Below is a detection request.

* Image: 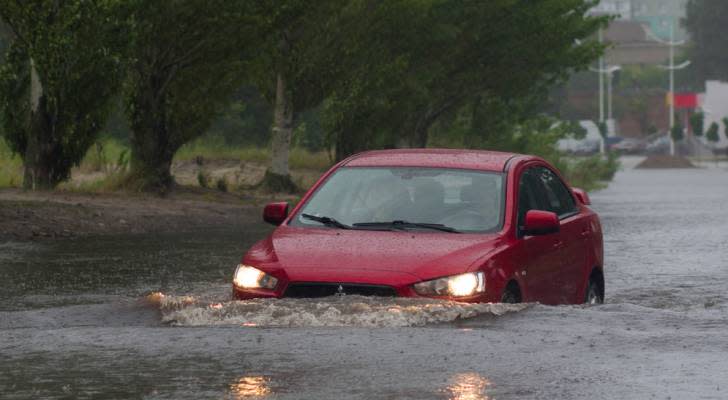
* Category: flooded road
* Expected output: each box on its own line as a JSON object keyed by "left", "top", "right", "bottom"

{"left": 2, "top": 165, "right": 728, "bottom": 399}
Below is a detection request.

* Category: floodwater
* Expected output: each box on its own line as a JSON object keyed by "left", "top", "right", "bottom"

{"left": 2, "top": 162, "right": 728, "bottom": 399}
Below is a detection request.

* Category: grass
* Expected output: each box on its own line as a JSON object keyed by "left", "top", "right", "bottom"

{"left": 0, "top": 138, "right": 23, "bottom": 188}
{"left": 175, "top": 138, "right": 333, "bottom": 170}
{"left": 79, "top": 138, "right": 129, "bottom": 173}
{"left": 1, "top": 134, "right": 331, "bottom": 192}
{"left": 2, "top": 134, "right": 618, "bottom": 194}
{"left": 560, "top": 153, "right": 621, "bottom": 192}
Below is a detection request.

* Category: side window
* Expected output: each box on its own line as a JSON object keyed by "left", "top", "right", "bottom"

{"left": 533, "top": 167, "right": 577, "bottom": 217}
{"left": 517, "top": 169, "right": 542, "bottom": 227}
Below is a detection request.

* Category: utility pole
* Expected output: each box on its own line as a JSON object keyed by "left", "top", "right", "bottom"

{"left": 598, "top": 28, "right": 605, "bottom": 124}
{"left": 590, "top": 63, "right": 621, "bottom": 154}
{"left": 646, "top": 22, "right": 690, "bottom": 156}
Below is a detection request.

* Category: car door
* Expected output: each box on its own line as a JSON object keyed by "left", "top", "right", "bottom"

{"left": 532, "top": 166, "right": 587, "bottom": 304}
{"left": 516, "top": 167, "right": 564, "bottom": 305}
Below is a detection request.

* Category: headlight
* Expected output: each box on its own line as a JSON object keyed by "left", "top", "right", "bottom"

{"left": 233, "top": 264, "right": 278, "bottom": 290}
{"left": 413, "top": 271, "right": 485, "bottom": 297}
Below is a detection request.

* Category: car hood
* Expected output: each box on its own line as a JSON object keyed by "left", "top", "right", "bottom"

{"left": 244, "top": 226, "right": 504, "bottom": 281}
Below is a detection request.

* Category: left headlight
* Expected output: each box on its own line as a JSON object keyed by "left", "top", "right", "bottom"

{"left": 233, "top": 264, "right": 278, "bottom": 290}
{"left": 413, "top": 271, "right": 485, "bottom": 297}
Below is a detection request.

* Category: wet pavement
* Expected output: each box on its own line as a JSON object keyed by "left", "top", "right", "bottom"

{"left": 2, "top": 164, "right": 728, "bottom": 399}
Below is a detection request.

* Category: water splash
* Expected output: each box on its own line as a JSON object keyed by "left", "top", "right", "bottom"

{"left": 147, "top": 293, "right": 528, "bottom": 328}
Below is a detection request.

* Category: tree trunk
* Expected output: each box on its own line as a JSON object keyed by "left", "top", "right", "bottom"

{"left": 262, "top": 72, "right": 297, "bottom": 193}
{"left": 128, "top": 84, "right": 176, "bottom": 191}
{"left": 22, "top": 58, "right": 64, "bottom": 190}
{"left": 22, "top": 117, "right": 57, "bottom": 190}
{"left": 412, "top": 114, "right": 435, "bottom": 148}
{"left": 270, "top": 73, "right": 293, "bottom": 176}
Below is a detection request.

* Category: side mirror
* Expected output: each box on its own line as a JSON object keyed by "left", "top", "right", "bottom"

{"left": 522, "top": 210, "right": 559, "bottom": 236}
{"left": 263, "top": 202, "right": 289, "bottom": 226}
{"left": 572, "top": 188, "right": 591, "bottom": 205}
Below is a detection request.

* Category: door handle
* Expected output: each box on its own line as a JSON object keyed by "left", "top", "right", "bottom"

{"left": 553, "top": 241, "right": 564, "bottom": 249}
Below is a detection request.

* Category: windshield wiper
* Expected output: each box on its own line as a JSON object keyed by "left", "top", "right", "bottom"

{"left": 352, "top": 220, "right": 461, "bottom": 233}
{"left": 301, "top": 213, "right": 352, "bottom": 229}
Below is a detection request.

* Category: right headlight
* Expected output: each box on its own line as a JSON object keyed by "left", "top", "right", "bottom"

{"left": 233, "top": 264, "right": 278, "bottom": 290}
{"left": 413, "top": 271, "right": 485, "bottom": 297}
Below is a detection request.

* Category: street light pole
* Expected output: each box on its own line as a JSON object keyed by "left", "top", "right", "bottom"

{"left": 669, "top": 24, "right": 676, "bottom": 156}
{"left": 608, "top": 69, "right": 614, "bottom": 121}
{"left": 645, "top": 22, "right": 690, "bottom": 156}
{"left": 590, "top": 64, "right": 621, "bottom": 153}
{"left": 598, "top": 28, "right": 605, "bottom": 124}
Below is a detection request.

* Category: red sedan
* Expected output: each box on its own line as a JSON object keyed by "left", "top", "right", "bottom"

{"left": 233, "top": 149, "right": 604, "bottom": 305}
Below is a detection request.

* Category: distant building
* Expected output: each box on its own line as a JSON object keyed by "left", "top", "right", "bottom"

{"left": 632, "top": 0, "right": 688, "bottom": 41}
{"left": 700, "top": 81, "right": 728, "bottom": 149}
{"left": 590, "top": 0, "right": 632, "bottom": 20}
{"left": 586, "top": 0, "right": 689, "bottom": 65}
{"left": 603, "top": 20, "right": 675, "bottom": 66}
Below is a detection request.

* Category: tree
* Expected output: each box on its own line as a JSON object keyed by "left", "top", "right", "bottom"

{"left": 706, "top": 121, "right": 720, "bottom": 144}
{"left": 690, "top": 111, "right": 704, "bottom": 136}
{"left": 684, "top": 0, "right": 728, "bottom": 84}
{"left": 123, "top": 0, "right": 264, "bottom": 190}
{"left": 670, "top": 122, "right": 684, "bottom": 142}
{"left": 324, "top": 0, "right": 608, "bottom": 160}
{"left": 0, "top": 0, "right": 126, "bottom": 189}
{"left": 252, "top": 0, "right": 348, "bottom": 192}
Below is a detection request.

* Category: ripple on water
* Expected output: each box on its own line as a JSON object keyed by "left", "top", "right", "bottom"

{"left": 146, "top": 292, "right": 529, "bottom": 328}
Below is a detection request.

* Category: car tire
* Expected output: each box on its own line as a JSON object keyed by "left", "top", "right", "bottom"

{"left": 584, "top": 278, "right": 604, "bottom": 305}
{"left": 501, "top": 283, "right": 521, "bottom": 304}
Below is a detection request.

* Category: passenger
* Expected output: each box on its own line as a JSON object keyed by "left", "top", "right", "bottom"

{"left": 411, "top": 179, "right": 446, "bottom": 223}
{"left": 363, "top": 177, "right": 412, "bottom": 221}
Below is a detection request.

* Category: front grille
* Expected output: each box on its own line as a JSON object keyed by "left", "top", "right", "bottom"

{"left": 283, "top": 283, "right": 397, "bottom": 298}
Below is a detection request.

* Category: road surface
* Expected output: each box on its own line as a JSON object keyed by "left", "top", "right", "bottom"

{"left": 1, "top": 163, "right": 727, "bottom": 399}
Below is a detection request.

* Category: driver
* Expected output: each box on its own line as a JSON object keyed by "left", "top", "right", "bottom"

{"left": 363, "top": 176, "right": 412, "bottom": 221}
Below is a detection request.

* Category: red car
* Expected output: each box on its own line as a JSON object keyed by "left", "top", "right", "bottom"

{"left": 233, "top": 149, "right": 604, "bottom": 305}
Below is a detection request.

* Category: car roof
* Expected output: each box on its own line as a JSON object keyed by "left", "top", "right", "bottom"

{"left": 342, "top": 148, "right": 526, "bottom": 172}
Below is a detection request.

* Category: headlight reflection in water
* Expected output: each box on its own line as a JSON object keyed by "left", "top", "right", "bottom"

{"left": 445, "top": 372, "right": 492, "bottom": 400}
{"left": 229, "top": 375, "right": 271, "bottom": 399}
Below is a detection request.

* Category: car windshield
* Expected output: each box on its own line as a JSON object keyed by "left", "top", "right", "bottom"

{"left": 292, "top": 167, "right": 504, "bottom": 233}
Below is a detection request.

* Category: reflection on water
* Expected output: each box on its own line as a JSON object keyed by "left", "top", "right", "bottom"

{"left": 229, "top": 376, "right": 271, "bottom": 398}
{"left": 445, "top": 373, "right": 491, "bottom": 400}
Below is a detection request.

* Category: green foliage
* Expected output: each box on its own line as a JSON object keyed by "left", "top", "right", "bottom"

{"left": 0, "top": 0, "right": 127, "bottom": 188}
{"left": 175, "top": 138, "right": 331, "bottom": 170}
{"left": 82, "top": 138, "right": 128, "bottom": 173}
{"left": 706, "top": 122, "right": 720, "bottom": 143}
{"left": 564, "top": 153, "right": 620, "bottom": 191}
{"left": 690, "top": 112, "right": 704, "bottom": 136}
{"left": 0, "top": 137, "right": 22, "bottom": 187}
{"left": 671, "top": 123, "right": 684, "bottom": 142}
{"left": 723, "top": 117, "right": 728, "bottom": 138}
{"left": 616, "top": 65, "right": 666, "bottom": 90}
{"left": 597, "top": 121, "right": 608, "bottom": 139}
{"left": 684, "top": 0, "right": 728, "bottom": 85}
{"left": 323, "top": 0, "right": 608, "bottom": 160}
{"left": 493, "top": 117, "right": 618, "bottom": 191}
{"left": 123, "top": 0, "right": 266, "bottom": 190}
{"left": 197, "top": 171, "right": 209, "bottom": 188}
{"left": 205, "top": 87, "right": 273, "bottom": 148}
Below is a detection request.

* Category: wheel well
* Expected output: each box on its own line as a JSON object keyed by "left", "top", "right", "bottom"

{"left": 503, "top": 280, "right": 522, "bottom": 303}
{"left": 589, "top": 268, "right": 605, "bottom": 300}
